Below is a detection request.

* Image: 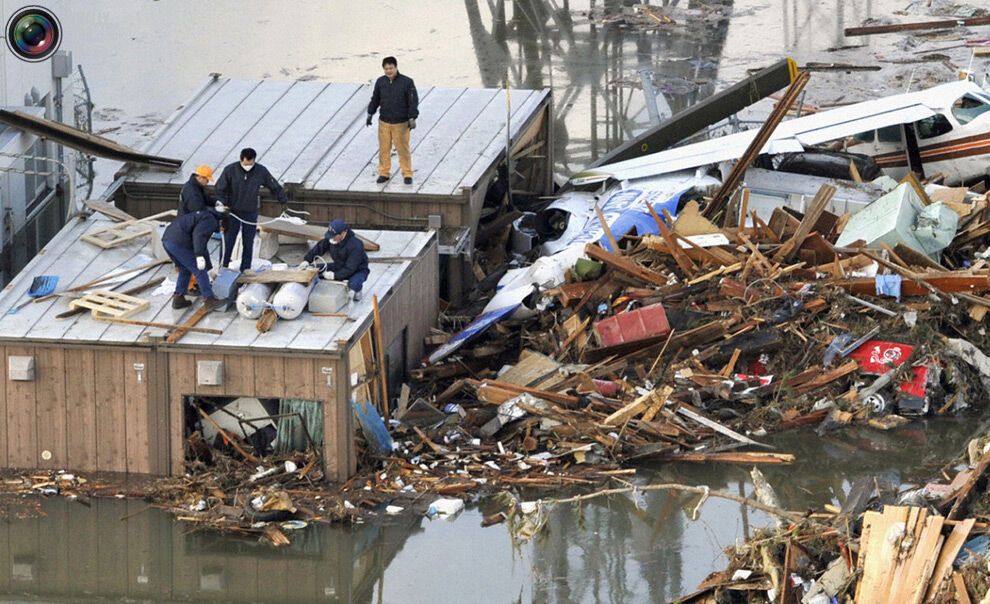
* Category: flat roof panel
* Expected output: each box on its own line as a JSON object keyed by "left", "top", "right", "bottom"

{"left": 166, "top": 79, "right": 295, "bottom": 185}
{"left": 264, "top": 83, "right": 362, "bottom": 182}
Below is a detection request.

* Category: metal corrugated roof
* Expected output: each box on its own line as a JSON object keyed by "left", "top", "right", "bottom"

{"left": 124, "top": 77, "right": 550, "bottom": 197}
{"left": 0, "top": 214, "right": 434, "bottom": 353}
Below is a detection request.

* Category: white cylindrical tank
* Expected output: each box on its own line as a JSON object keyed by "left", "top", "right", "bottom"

{"left": 272, "top": 281, "right": 310, "bottom": 320}
{"left": 236, "top": 283, "right": 273, "bottom": 319}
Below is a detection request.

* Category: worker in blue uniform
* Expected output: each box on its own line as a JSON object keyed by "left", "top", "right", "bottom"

{"left": 299, "top": 219, "right": 370, "bottom": 301}
{"left": 162, "top": 208, "right": 226, "bottom": 310}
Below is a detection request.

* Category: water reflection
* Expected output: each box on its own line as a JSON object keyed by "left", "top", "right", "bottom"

{"left": 1, "top": 421, "right": 983, "bottom": 603}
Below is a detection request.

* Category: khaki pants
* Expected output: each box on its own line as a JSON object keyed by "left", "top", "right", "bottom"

{"left": 378, "top": 121, "right": 413, "bottom": 178}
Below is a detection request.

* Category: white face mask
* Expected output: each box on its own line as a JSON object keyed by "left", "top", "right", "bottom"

{"left": 329, "top": 238, "right": 340, "bottom": 245}
{"left": 241, "top": 162, "right": 254, "bottom": 171}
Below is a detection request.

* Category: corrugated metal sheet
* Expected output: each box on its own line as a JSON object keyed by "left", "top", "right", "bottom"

{"left": 125, "top": 77, "right": 550, "bottom": 197}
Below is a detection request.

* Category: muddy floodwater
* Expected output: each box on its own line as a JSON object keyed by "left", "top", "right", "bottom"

{"left": 4, "top": 0, "right": 981, "bottom": 602}
{"left": 1, "top": 422, "right": 984, "bottom": 603}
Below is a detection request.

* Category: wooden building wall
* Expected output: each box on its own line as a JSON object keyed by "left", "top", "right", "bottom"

{"left": 378, "top": 236, "right": 440, "bottom": 370}
{"left": 0, "top": 344, "right": 155, "bottom": 475}
{"left": 165, "top": 350, "right": 351, "bottom": 481}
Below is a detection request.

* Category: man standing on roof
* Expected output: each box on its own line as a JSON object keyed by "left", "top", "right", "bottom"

{"left": 298, "top": 219, "right": 370, "bottom": 301}
{"left": 366, "top": 56, "right": 419, "bottom": 185}
{"left": 162, "top": 207, "right": 226, "bottom": 311}
{"left": 214, "top": 148, "right": 288, "bottom": 272}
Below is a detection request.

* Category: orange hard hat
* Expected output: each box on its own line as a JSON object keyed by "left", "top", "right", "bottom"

{"left": 194, "top": 165, "right": 214, "bottom": 180}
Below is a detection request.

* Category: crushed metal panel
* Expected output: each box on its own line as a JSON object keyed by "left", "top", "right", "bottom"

{"left": 0, "top": 109, "right": 182, "bottom": 169}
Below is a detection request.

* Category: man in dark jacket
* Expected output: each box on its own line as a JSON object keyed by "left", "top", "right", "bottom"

{"left": 162, "top": 209, "right": 224, "bottom": 310}
{"left": 300, "top": 219, "right": 370, "bottom": 300}
{"left": 214, "top": 147, "right": 288, "bottom": 272}
{"left": 366, "top": 56, "right": 419, "bottom": 185}
{"left": 178, "top": 165, "right": 216, "bottom": 216}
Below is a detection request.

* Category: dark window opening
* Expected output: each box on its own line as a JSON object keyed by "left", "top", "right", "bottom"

{"left": 914, "top": 114, "right": 953, "bottom": 139}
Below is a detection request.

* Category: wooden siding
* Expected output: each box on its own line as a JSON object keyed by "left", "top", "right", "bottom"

{"left": 165, "top": 351, "right": 348, "bottom": 481}
{"left": 379, "top": 236, "right": 440, "bottom": 369}
{"left": 1, "top": 345, "right": 152, "bottom": 474}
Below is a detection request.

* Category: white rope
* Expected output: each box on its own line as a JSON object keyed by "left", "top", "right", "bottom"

{"left": 227, "top": 211, "right": 307, "bottom": 227}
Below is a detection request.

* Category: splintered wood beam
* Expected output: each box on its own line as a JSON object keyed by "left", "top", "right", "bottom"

{"left": 705, "top": 70, "right": 811, "bottom": 221}
{"left": 595, "top": 204, "right": 622, "bottom": 255}
{"left": 583, "top": 243, "right": 667, "bottom": 286}
{"left": 771, "top": 184, "right": 836, "bottom": 263}
{"left": 372, "top": 294, "right": 390, "bottom": 423}
{"left": 166, "top": 305, "right": 211, "bottom": 343}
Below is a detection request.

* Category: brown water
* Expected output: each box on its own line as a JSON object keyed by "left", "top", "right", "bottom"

{"left": 3, "top": 0, "right": 976, "bottom": 602}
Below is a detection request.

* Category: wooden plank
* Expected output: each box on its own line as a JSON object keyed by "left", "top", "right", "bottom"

{"left": 69, "top": 290, "right": 151, "bottom": 319}
{"left": 0, "top": 345, "right": 5, "bottom": 467}
{"left": 84, "top": 199, "right": 137, "bottom": 222}
{"left": 372, "top": 294, "right": 390, "bottom": 421}
{"left": 834, "top": 274, "right": 990, "bottom": 297}
{"left": 222, "top": 353, "right": 254, "bottom": 397}
{"left": 95, "top": 350, "right": 127, "bottom": 473}
{"left": 583, "top": 243, "right": 666, "bottom": 286}
{"left": 953, "top": 572, "right": 973, "bottom": 604}
{"left": 34, "top": 347, "right": 67, "bottom": 469}
{"left": 65, "top": 349, "right": 96, "bottom": 473}
{"left": 925, "top": 518, "right": 975, "bottom": 602}
{"left": 772, "top": 184, "right": 836, "bottom": 263}
{"left": 93, "top": 316, "right": 222, "bottom": 334}
{"left": 165, "top": 305, "right": 210, "bottom": 344}
{"left": 284, "top": 357, "right": 316, "bottom": 400}
{"left": 857, "top": 506, "right": 911, "bottom": 603}
{"left": 5, "top": 345, "right": 36, "bottom": 468}
{"left": 169, "top": 353, "right": 195, "bottom": 475}
{"left": 124, "top": 350, "right": 150, "bottom": 474}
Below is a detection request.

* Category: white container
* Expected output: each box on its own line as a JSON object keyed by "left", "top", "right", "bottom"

{"left": 308, "top": 279, "right": 350, "bottom": 313}
{"left": 272, "top": 281, "right": 310, "bottom": 320}
{"left": 236, "top": 283, "right": 273, "bottom": 319}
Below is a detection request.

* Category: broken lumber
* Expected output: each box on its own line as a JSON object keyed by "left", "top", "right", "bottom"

{"left": 583, "top": 243, "right": 666, "bottom": 286}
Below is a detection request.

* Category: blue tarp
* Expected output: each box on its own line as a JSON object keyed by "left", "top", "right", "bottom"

{"left": 427, "top": 304, "right": 519, "bottom": 364}
{"left": 596, "top": 188, "right": 684, "bottom": 253}
{"left": 352, "top": 399, "right": 394, "bottom": 457}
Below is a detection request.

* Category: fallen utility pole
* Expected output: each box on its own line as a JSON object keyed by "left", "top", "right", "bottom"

{"left": 585, "top": 58, "right": 798, "bottom": 169}
{"left": 845, "top": 16, "right": 990, "bottom": 37}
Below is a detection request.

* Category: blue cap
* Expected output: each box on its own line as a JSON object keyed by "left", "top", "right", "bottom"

{"left": 326, "top": 219, "right": 348, "bottom": 237}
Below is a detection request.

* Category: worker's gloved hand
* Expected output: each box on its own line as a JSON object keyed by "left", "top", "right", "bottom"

{"left": 296, "top": 260, "right": 309, "bottom": 270}
{"left": 366, "top": 114, "right": 373, "bottom": 127}
{"left": 196, "top": 257, "right": 207, "bottom": 271}
{"left": 408, "top": 118, "right": 417, "bottom": 130}
{"left": 214, "top": 201, "right": 228, "bottom": 214}
{"left": 321, "top": 271, "right": 335, "bottom": 281}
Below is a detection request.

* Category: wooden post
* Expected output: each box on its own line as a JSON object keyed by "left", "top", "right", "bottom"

{"left": 595, "top": 204, "right": 621, "bottom": 255}
{"left": 372, "top": 295, "right": 390, "bottom": 422}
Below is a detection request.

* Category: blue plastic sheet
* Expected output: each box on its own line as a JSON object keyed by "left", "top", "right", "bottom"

{"left": 352, "top": 399, "right": 394, "bottom": 458}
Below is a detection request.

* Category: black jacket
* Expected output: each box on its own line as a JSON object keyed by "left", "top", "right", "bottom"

{"left": 303, "top": 230, "right": 369, "bottom": 280}
{"left": 368, "top": 73, "right": 419, "bottom": 124}
{"left": 178, "top": 174, "right": 215, "bottom": 216}
{"left": 162, "top": 210, "right": 219, "bottom": 258}
{"left": 214, "top": 162, "right": 287, "bottom": 214}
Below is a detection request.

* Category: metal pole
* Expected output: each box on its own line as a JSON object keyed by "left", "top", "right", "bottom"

{"left": 639, "top": 69, "right": 662, "bottom": 126}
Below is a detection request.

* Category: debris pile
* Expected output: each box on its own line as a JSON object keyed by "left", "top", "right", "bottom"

{"left": 680, "top": 433, "right": 990, "bottom": 602}
{"left": 404, "top": 176, "right": 990, "bottom": 491}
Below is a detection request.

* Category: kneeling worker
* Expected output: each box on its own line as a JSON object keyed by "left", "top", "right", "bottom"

{"left": 300, "top": 219, "right": 370, "bottom": 301}
{"left": 163, "top": 206, "right": 226, "bottom": 311}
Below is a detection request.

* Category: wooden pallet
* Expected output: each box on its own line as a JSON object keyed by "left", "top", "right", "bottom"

{"left": 80, "top": 209, "right": 177, "bottom": 249}
{"left": 68, "top": 290, "right": 150, "bottom": 319}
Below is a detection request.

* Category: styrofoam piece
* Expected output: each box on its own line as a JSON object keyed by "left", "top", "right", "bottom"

{"left": 308, "top": 279, "right": 349, "bottom": 313}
